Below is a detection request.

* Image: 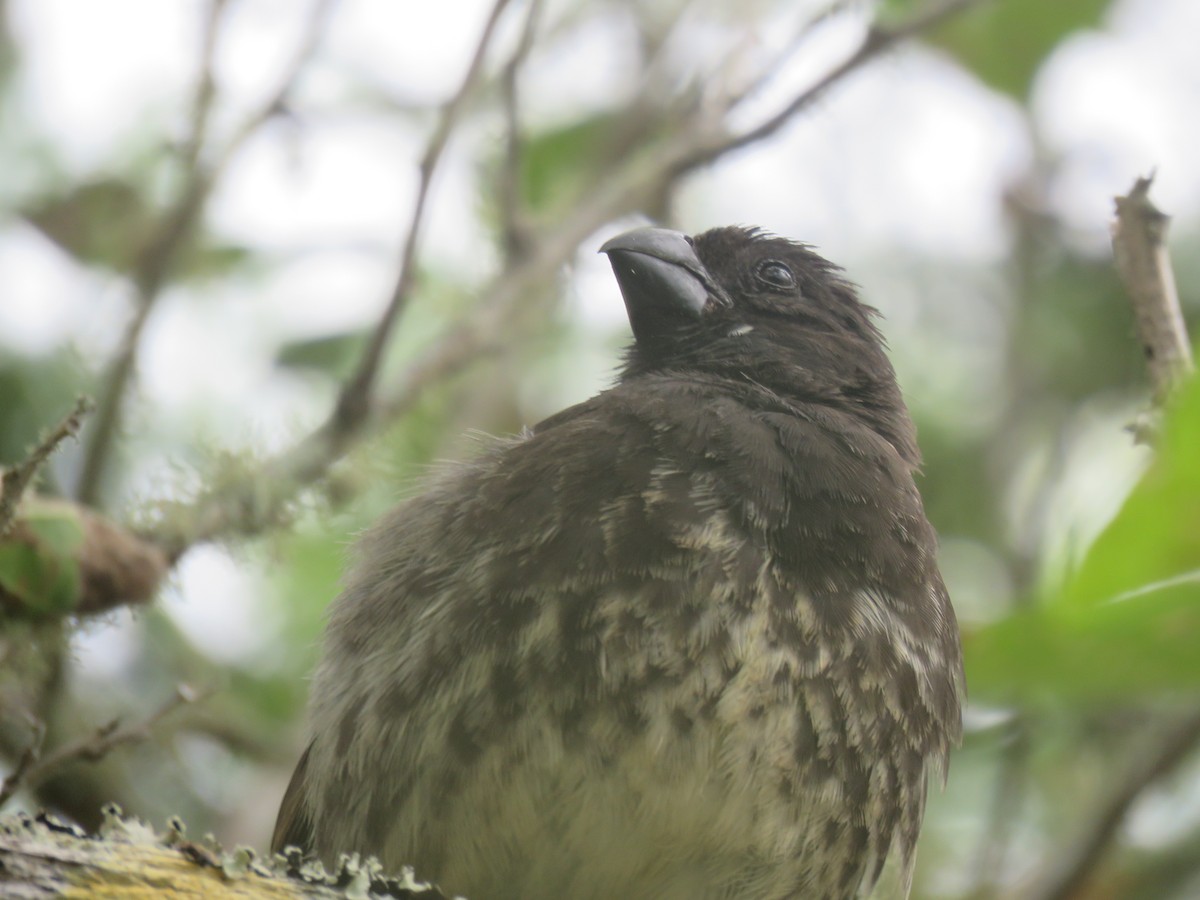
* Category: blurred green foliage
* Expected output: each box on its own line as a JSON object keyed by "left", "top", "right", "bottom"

{"left": 519, "top": 112, "right": 624, "bottom": 216}
{"left": 928, "top": 0, "right": 1114, "bottom": 98}
{"left": 24, "top": 174, "right": 251, "bottom": 283}
{"left": 1068, "top": 373, "right": 1200, "bottom": 608}
{"left": 968, "top": 367, "right": 1200, "bottom": 704}
{"left": 0, "top": 1, "right": 1198, "bottom": 897}
{"left": 0, "top": 503, "right": 83, "bottom": 618}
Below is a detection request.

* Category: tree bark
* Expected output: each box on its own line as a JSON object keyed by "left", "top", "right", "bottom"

{"left": 0, "top": 811, "right": 445, "bottom": 899}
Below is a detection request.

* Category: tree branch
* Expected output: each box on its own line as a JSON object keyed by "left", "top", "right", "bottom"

{"left": 332, "top": 0, "right": 517, "bottom": 434}
{"left": 0, "top": 722, "right": 44, "bottom": 811}
{"left": 0, "top": 685, "right": 200, "bottom": 810}
{"left": 1111, "top": 174, "right": 1194, "bottom": 403}
{"left": 676, "top": 0, "right": 988, "bottom": 171}
{"left": 0, "top": 398, "right": 93, "bottom": 537}
{"left": 1028, "top": 710, "right": 1200, "bottom": 900}
{"left": 0, "top": 808, "right": 447, "bottom": 898}
{"left": 179, "top": 0, "right": 232, "bottom": 173}
{"left": 75, "top": 0, "right": 334, "bottom": 506}
{"left": 966, "top": 718, "right": 1031, "bottom": 899}
{"left": 496, "top": 0, "right": 542, "bottom": 260}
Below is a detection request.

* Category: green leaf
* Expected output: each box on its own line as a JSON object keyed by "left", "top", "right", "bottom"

{"left": 0, "top": 349, "right": 85, "bottom": 466}
{"left": 925, "top": 0, "right": 1113, "bottom": 99}
{"left": 24, "top": 177, "right": 154, "bottom": 272}
{"left": 519, "top": 113, "right": 622, "bottom": 216}
{"left": 966, "top": 577, "right": 1200, "bottom": 703}
{"left": 275, "top": 330, "right": 367, "bottom": 378}
{"left": 0, "top": 506, "right": 85, "bottom": 617}
{"left": 966, "top": 371, "right": 1200, "bottom": 704}
{"left": 1065, "top": 371, "right": 1200, "bottom": 608}
{"left": 23, "top": 175, "right": 251, "bottom": 283}
{"left": 181, "top": 241, "right": 253, "bottom": 283}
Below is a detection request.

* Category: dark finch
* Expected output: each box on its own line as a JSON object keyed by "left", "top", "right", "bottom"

{"left": 274, "top": 225, "right": 964, "bottom": 900}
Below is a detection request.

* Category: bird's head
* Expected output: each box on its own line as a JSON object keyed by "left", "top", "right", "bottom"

{"left": 602, "top": 224, "right": 918, "bottom": 465}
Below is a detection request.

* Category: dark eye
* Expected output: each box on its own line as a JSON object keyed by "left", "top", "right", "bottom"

{"left": 757, "top": 260, "right": 795, "bottom": 291}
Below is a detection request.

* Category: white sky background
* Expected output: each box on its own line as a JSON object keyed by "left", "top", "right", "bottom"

{"left": 0, "top": 0, "right": 1197, "bottom": 691}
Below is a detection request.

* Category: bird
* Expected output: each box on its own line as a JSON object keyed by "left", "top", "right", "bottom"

{"left": 272, "top": 224, "right": 964, "bottom": 900}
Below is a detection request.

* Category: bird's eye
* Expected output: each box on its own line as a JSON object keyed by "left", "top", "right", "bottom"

{"left": 757, "top": 260, "right": 795, "bottom": 291}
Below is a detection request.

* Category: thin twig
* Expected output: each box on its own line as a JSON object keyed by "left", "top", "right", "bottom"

{"left": 966, "top": 719, "right": 1031, "bottom": 899}
{"left": 497, "top": 0, "right": 542, "bottom": 260}
{"left": 373, "top": 153, "right": 676, "bottom": 423}
{"left": 1111, "top": 174, "right": 1194, "bottom": 403}
{"left": 161, "top": 187, "right": 591, "bottom": 556}
{"left": 0, "top": 685, "right": 201, "bottom": 809}
{"left": 1028, "top": 710, "right": 1200, "bottom": 900}
{"left": 965, "top": 185, "right": 1080, "bottom": 894}
{"left": 0, "top": 397, "right": 93, "bottom": 537}
{"left": 179, "top": 0, "right": 232, "bottom": 173}
{"left": 676, "top": 0, "right": 988, "bottom": 171}
{"left": 0, "top": 721, "right": 46, "bottom": 809}
{"left": 712, "top": 0, "right": 858, "bottom": 115}
{"left": 74, "top": 1, "right": 231, "bottom": 507}
{"left": 214, "top": 0, "right": 337, "bottom": 169}
{"left": 332, "top": 0, "right": 517, "bottom": 434}
{"left": 154, "top": 0, "right": 519, "bottom": 559}
{"left": 75, "top": 0, "right": 335, "bottom": 506}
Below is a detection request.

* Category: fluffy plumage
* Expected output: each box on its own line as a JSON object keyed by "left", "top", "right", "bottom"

{"left": 273, "top": 225, "right": 964, "bottom": 900}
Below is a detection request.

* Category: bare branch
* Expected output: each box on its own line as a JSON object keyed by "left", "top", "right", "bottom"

{"left": 158, "top": 190, "right": 596, "bottom": 556}
{"left": 0, "top": 721, "right": 45, "bottom": 809}
{"left": 1028, "top": 710, "right": 1200, "bottom": 900}
{"left": 332, "top": 0, "right": 518, "bottom": 434}
{"left": 676, "top": 0, "right": 989, "bottom": 172}
{"left": 75, "top": 0, "right": 334, "bottom": 506}
{"left": 1116, "top": 822, "right": 1200, "bottom": 899}
{"left": 0, "top": 398, "right": 93, "bottom": 537}
{"left": 0, "top": 686, "right": 201, "bottom": 810}
{"left": 497, "top": 0, "right": 543, "bottom": 260}
{"left": 706, "top": 1, "right": 857, "bottom": 115}
{"left": 214, "top": 0, "right": 337, "bottom": 169}
{"left": 179, "top": 0, "right": 232, "bottom": 173}
{"left": 1112, "top": 174, "right": 1194, "bottom": 403}
{"left": 965, "top": 719, "right": 1031, "bottom": 899}
{"left": 153, "top": 0, "right": 521, "bottom": 557}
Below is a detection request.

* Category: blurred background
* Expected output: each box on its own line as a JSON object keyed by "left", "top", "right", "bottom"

{"left": 1, "top": 0, "right": 1199, "bottom": 896}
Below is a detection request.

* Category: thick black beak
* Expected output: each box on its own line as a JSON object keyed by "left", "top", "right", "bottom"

{"left": 600, "top": 227, "right": 719, "bottom": 346}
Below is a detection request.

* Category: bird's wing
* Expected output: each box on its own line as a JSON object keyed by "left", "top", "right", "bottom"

{"left": 271, "top": 741, "right": 314, "bottom": 853}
